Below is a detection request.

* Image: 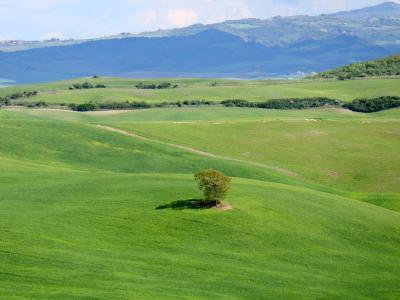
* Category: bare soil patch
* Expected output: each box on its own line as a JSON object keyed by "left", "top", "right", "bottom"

{"left": 212, "top": 202, "right": 233, "bottom": 211}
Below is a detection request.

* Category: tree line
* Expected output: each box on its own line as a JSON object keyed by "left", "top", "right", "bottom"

{"left": 62, "top": 96, "right": 400, "bottom": 113}
{"left": 67, "top": 97, "right": 340, "bottom": 111}
{"left": 221, "top": 97, "right": 340, "bottom": 109}
{"left": 0, "top": 91, "right": 38, "bottom": 106}
{"left": 308, "top": 55, "right": 400, "bottom": 80}
{"left": 2, "top": 94, "right": 399, "bottom": 113}
{"left": 136, "top": 82, "right": 178, "bottom": 89}
{"left": 69, "top": 82, "right": 106, "bottom": 90}
{"left": 344, "top": 96, "right": 400, "bottom": 113}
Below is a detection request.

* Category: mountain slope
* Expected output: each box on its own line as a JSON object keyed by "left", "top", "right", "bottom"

{"left": 310, "top": 54, "right": 400, "bottom": 79}
{"left": 0, "top": 30, "right": 275, "bottom": 82}
{"left": 2, "top": 2, "right": 400, "bottom": 52}
{"left": 0, "top": 30, "right": 394, "bottom": 83}
{"left": 133, "top": 2, "right": 400, "bottom": 50}
{"left": 0, "top": 2, "right": 399, "bottom": 83}
{"left": 333, "top": 1, "right": 400, "bottom": 19}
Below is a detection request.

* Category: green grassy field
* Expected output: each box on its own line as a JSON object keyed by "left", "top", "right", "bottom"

{"left": 100, "top": 107, "right": 400, "bottom": 207}
{"left": 1, "top": 76, "right": 400, "bottom": 104}
{"left": 1, "top": 105, "right": 399, "bottom": 299}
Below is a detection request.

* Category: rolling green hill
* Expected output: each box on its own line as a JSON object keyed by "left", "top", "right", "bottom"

{"left": 1, "top": 77, "right": 400, "bottom": 106}
{"left": 310, "top": 55, "right": 400, "bottom": 80}
{"left": 1, "top": 104, "right": 399, "bottom": 299}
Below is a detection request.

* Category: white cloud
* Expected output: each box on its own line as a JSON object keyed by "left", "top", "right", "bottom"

{"left": 138, "top": 10, "right": 158, "bottom": 24}
{"left": 167, "top": 9, "right": 198, "bottom": 27}
{"left": 127, "top": 0, "right": 253, "bottom": 24}
{"left": 0, "top": 0, "right": 393, "bottom": 40}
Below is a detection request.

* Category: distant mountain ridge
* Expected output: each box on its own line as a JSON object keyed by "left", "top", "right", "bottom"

{"left": 333, "top": 1, "right": 400, "bottom": 19}
{"left": 137, "top": 2, "right": 400, "bottom": 48}
{"left": 1, "top": 1, "right": 399, "bottom": 52}
{"left": 0, "top": 2, "right": 399, "bottom": 83}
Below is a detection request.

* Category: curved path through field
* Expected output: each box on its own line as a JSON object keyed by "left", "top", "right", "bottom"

{"left": 95, "top": 124, "right": 299, "bottom": 177}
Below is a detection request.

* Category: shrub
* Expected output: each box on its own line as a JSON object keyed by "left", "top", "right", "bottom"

{"left": 136, "top": 82, "right": 177, "bottom": 89}
{"left": 72, "top": 102, "right": 98, "bottom": 112}
{"left": 69, "top": 82, "right": 105, "bottom": 90}
{"left": 98, "top": 101, "right": 151, "bottom": 110}
{"left": 344, "top": 96, "right": 400, "bottom": 113}
{"left": 157, "top": 82, "right": 172, "bottom": 89}
{"left": 136, "top": 82, "right": 156, "bottom": 89}
{"left": 0, "top": 91, "right": 38, "bottom": 106}
{"left": 221, "top": 99, "right": 253, "bottom": 107}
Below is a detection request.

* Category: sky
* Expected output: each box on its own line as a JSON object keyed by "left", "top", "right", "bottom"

{"left": 0, "top": 0, "right": 398, "bottom": 40}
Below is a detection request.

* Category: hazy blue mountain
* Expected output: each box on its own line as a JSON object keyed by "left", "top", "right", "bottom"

{"left": 333, "top": 1, "right": 400, "bottom": 19}
{"left": 130, "top": 2, "right": 400, "bottom": 48}
{"left": 1, "top": 1, "right": 399, "bottom": 52}
{"left": 0, "top": 2, "right": 399, "bottom": 83}
{"left": 0, "top": 30, "right": 394, "bottom": 83}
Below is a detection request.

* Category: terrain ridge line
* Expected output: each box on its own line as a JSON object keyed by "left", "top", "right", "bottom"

{"left": 94, "top": 124, "right": 299, "bottom": 177}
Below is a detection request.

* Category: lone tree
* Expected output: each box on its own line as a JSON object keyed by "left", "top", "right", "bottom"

{"left": 194, "top": 169, "right": 231, "bottom": 206}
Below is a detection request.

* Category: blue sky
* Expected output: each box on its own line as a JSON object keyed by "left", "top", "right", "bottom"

{"left": 0, "top": 0, "right": 397, "bottom": 40}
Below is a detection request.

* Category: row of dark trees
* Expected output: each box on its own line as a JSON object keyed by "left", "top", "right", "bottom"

{"left": 344, "top": 96, "right": 400, "bottom": 113}
{"left": 67, "top": 97, "right": 340, "bottom": 111}
{"left": 3, "top": 95, "right": 399, "bottom": 113}
{"left": 0, "top": 91, "right": 38, "bottom": 106}
{"left": 69, "top": 82, "right": 106, "bottom": 90}
{"left": 66, "top": 97, "right": 400, "bottom": 113}
{"left": 136, "top": 82, "right": 178, "bottom": 89}
{"left": 68, "top": 101, "right": 152, "bottom": 111}
{"left": 68, "top": 100, "right": 213, "bottom": 111}
{"left": 221, "top": 97, "right": 340, "bottom": 109}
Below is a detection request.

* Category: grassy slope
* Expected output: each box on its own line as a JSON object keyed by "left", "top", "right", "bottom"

{"left": 1, "top": 108, "right": 399, "bottom": 299}
{"left": 2, "top": 170, "right": 400, "bottom": 299}
{"left": 77, "top": 107, "right": 400, "bottom": 210}
{"left": 1, "top": 77, "right": 400, "bottom": 104}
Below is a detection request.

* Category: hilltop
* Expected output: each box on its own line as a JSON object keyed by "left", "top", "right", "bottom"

{"left": 309, "top": 55, "right": 400, "bottom": 79}
{"left": 332, "top": 1, "right": 400, "bottom": 19}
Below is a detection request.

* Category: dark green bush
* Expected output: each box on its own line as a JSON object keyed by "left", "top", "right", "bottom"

{"left": 136, "top": 82, "right": 177, "bottom": 89}
{"left": 69, "top": 82, "right": 105, "bottom": 90}
{"left": 0, "top": 91, "right": 38, "bottom": 105}
{"left": 344, "top": 96, "right": 400, "bottom": 113}
{"left": 70, "top": 102, "right": 99, "bottom": 111}
{"left": 98, "top": 101, "right": 151, "bottom": 110}
{"left": 222, "top": 97, "right": 339, "bottom": 109}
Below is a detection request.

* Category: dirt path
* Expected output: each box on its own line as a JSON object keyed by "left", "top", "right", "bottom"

{"left": 94, "top": 124, "right": 299, "bottom": 177}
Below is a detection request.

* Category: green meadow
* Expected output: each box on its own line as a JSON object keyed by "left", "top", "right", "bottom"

{"left": 1, "top": 76, "right": 400, "bottom": 104}
{"left": 1, "top": 101, "right": 399, "bottom": 299}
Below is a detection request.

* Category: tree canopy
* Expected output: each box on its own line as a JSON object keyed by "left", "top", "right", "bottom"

{"left": 194, "top": 169, "right": 231, "bottom": 204}
{"left": 309, "top": 55, "right": 400, "bottom": 80}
